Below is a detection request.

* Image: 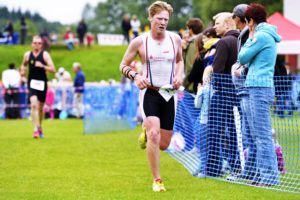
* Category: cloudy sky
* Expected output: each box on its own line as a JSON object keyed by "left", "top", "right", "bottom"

{"left": 0, "top": 0, "right": 104, "bottom": 24}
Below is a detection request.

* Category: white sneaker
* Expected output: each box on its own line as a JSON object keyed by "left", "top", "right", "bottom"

{"left": 152, "top": 179, "right": 166, "bottom": 192}
{"left": 196, "top": 173, "right": 206, "bottom": 178}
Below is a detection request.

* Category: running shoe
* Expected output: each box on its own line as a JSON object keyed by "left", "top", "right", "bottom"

{"left": 38, "top": 127, "right": 44, "bottom": 138}
{"left": 138, "top": 126, "right": 147, "bottom": 149}
{"left": 33, "top": 131, "right": 39, "bottom": 139}
{"left": 152, "top": 179, "right": 166, "bottom": 192}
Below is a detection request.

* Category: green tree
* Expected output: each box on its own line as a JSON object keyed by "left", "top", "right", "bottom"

{"left": 193, "top": 0, "right": 283, "bottom": 26}
{"left": 88, "top": 0, "right": 193, "bottom": 34}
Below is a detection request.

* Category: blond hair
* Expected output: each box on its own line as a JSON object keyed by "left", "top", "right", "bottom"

{"left": 202, "top": 66, "right": 213, "bottom": 85}
{"left": 32, "top": 35, "right": 42, "bottom": 41}
{"left": 148, "top": 1, "right": 173, "bottom": 17}
{"left": 213, "top": 12, "right": 236, "bottom": 30}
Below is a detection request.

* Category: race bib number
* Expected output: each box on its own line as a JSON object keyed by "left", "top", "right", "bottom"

{"left": 30, "top": 79, "right": 45, "bottom": 91}
{"left": 158, "top": 84, "right": 184, "bottom": 102}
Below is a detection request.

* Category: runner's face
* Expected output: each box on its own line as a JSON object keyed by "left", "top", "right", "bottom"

{"left": 149, "top": 10, "right": 169, "bottom": 34}
{"left": 32, "top": 38, "right": 43, "bottom": 51}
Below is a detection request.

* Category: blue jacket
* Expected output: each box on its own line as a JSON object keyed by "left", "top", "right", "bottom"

{"left": 238, "top": 23, "right": 281, "bottom": 87}
{"left": 74, "top": 70, "right": 85, "bottom": 93}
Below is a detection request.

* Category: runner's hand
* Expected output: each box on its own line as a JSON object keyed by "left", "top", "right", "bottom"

{"left": 172, "top": 76, "right": 182, "bottom": 90}
{"left": 134, "top": 74, "right": 150, "bottom": 90}
{"left": 35, "top": 61, "right": 44, "bottom": 68}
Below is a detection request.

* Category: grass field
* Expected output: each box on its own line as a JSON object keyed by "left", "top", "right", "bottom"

{"left": 0, "top": 45, "right": 127, "bottom": 82}
{"left": 0, "top": 119, "right": 299, "bottom": 200}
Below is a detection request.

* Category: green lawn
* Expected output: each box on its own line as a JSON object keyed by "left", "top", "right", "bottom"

{"left": 0, "top": 119, "right": 299, "bottom": 200}
{"left": 0, "top": 45, "right": 127, "bottom": 82}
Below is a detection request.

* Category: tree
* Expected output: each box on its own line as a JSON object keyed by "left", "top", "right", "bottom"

{"left": 88, "top": 0, "right": 193, "bottom": 34}
{"left": 193, "top": 0, "right": 283, "bottom": 26}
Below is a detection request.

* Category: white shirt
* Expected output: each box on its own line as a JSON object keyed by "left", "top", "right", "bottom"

{"left": 55, "top": 71, "right": 72, "bottom": 83}
{"left": 2, "top": 69, "right": 21, "bottom": 88}
{"left": 141, "top": 31, "right": 176, "bottom": 87}
{"left": 130, "top": 19, "right": 141, "bottom": 32}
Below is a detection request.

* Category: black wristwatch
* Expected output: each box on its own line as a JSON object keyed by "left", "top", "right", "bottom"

{"left": 131, "top": 72, "right": 139, "bottom": 80}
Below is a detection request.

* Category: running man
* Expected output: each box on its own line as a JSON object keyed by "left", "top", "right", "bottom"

{"left": 21, "top": 35, "right": 56, "bottom": 138}
{"left": 119, "top": 1, "right": 184, "bottom": 192}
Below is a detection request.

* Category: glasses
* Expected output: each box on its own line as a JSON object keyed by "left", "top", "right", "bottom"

{"left": 33, "top": 42, "right": 42, "bottom": 45}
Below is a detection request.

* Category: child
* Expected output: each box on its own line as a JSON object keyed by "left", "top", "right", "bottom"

{"left": 44, "top": 82, "right": 55, "bottom": 119}
{"left": 272, "top": 129, "right": 287, "bottom": 174}
{"left": 194, "top": 66, "right": 214, "bottom": 177}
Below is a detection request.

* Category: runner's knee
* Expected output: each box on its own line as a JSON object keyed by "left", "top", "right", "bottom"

{"left": 147, "top": 129, "right": 160, "bottom": 144}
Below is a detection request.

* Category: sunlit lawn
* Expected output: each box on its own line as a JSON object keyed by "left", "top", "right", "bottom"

{"left": 0, "top": 119, "right": 299, "bottom": 200}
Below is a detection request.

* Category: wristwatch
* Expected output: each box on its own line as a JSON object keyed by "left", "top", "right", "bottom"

{"left": 131, "top": 72, "right": 139, "bottom": 80}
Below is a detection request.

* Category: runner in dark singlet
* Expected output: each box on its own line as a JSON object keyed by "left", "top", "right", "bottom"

{"left": 20, "top": 35, "right": 56, "bottom": 139}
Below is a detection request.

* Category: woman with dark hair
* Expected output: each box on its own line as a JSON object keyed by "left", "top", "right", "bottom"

{"left": 202, "top": 27, "right": 219, "bottom": 68}
{"left": 187, "top": 33, "right": 206, "bottom": 94}
{"left": 238, "top": 3, "right": 281, "bottom": 187}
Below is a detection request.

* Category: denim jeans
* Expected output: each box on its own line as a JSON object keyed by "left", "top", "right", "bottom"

{"left": 247, "top": 87, "right": 279, "bottom": 185}
{"left": 206, "top": 90, "right": 241, "bottom": 176}
{"left": 195, "top": 120, "right": 208, "bottom": 174}
{"left": 241, "top": 93, "right": 257, "bottom": 179}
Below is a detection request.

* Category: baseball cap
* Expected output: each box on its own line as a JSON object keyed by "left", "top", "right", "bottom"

{"left": 58, "top": 67, "right": 65, "bottom": 74}
{"left": 232, "top": 4, "right": 248, "bottom": 18}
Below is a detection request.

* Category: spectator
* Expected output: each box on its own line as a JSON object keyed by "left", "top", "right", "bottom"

{"left": 194, "top": 66, "right": 214, "bottom": 177}
{"left": 3, "top": 19, "right": 14, "bottom": 43}
{"left": 76, "top": 19, "right": 88, "bottom": 46}
{"left": 130, "top": 14, "right": 141, "bottom": 38}
{"left": 50, "top": 32, "right": 58, "bottom": 44}
{"left": 55, "top": 67, "right": 72, "bottom": 83}
{"left": 182, "top": 18, "right": 204, "bottom": 92}
{"left": 187, "top": 33, "right": 206, "bottom": 94}
{"left": 3, "top": 20, "right": 14, "bottom": 37}
{"left": 206, "top": 12, "right": 240, "bottom": 177}
{"left": 44, "top": 82, "right": 55, "bottom": 119}
{"left": 55, "top": 67, "right": 72, "bottom": 112}
{"left": 20, "top": 16, "right": 27, "bottom": 45}
{"left": 73, "top": 62, "right": 85, "bottom": 118}
{"left": 122, "top": 14, "right": 131, "bottom": 44}
{"left": 86, "top": 32, "right": 94, "bottom": 47}
{"left": 238, "top": 3, "right": 281, "bottom": 187}
{"left": 64, "top": 27, "right": 75, "bottom": 50}
{"left": 40, "top": 28, "right": 51, "bottom": 51}
{"left": 202, "top": 27, "right": 219, "bottom": 68}
{"left": 274, "top": 56, "right": 288, "bottom": 117}
{"left": 231, "top": 3, "right": 253, "bottom": 181}
{"left": 1, "top": 63, "right": 21, "bottom": 119}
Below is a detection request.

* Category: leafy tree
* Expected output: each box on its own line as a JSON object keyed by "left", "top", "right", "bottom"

{"left": 193, "top": 0, "right": 283, "bottom": 26}
{"left": 88, "top": 0, "right": 193, "bottom": 34}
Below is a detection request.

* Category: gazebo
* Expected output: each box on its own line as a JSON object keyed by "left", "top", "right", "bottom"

{"left": 268, "top": 12, "right": 300, "bottom": 71}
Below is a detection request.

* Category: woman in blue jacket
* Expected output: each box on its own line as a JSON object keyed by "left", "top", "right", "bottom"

{"left": 238, "top": 3, "right": 281, "bottom": 187}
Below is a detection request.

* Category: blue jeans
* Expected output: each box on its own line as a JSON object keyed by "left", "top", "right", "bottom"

{"left": 247, "top": 87, "right": 279, "bottom": 185}
{"left": 206, "top": 90, "right": 241, "bottom": 176}
{"left": 241, "top": 94, "right": 257, "bottom": 179}
{"left": 199, "top": 123, "right": 208, "bottom": 174}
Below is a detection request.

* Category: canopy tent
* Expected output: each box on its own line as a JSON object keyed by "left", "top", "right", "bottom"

{"left": 268, "top": 12, "right": 300, "bottom": 54}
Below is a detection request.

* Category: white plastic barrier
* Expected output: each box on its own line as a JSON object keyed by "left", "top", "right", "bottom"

{"left": 97, "top": 33, "right": 124, "bottom": 45}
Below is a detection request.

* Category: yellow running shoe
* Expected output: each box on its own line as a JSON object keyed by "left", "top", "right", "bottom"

{"left": 138, "top": 126, "right": 147, "bottom": 149}
{"left": 152, "top": 179, "right": 166, "bottom": 192}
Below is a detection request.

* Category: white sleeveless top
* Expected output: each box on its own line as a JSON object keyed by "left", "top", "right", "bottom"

{"left": 142, "top": 31, "right": 176, "bottom": 87}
